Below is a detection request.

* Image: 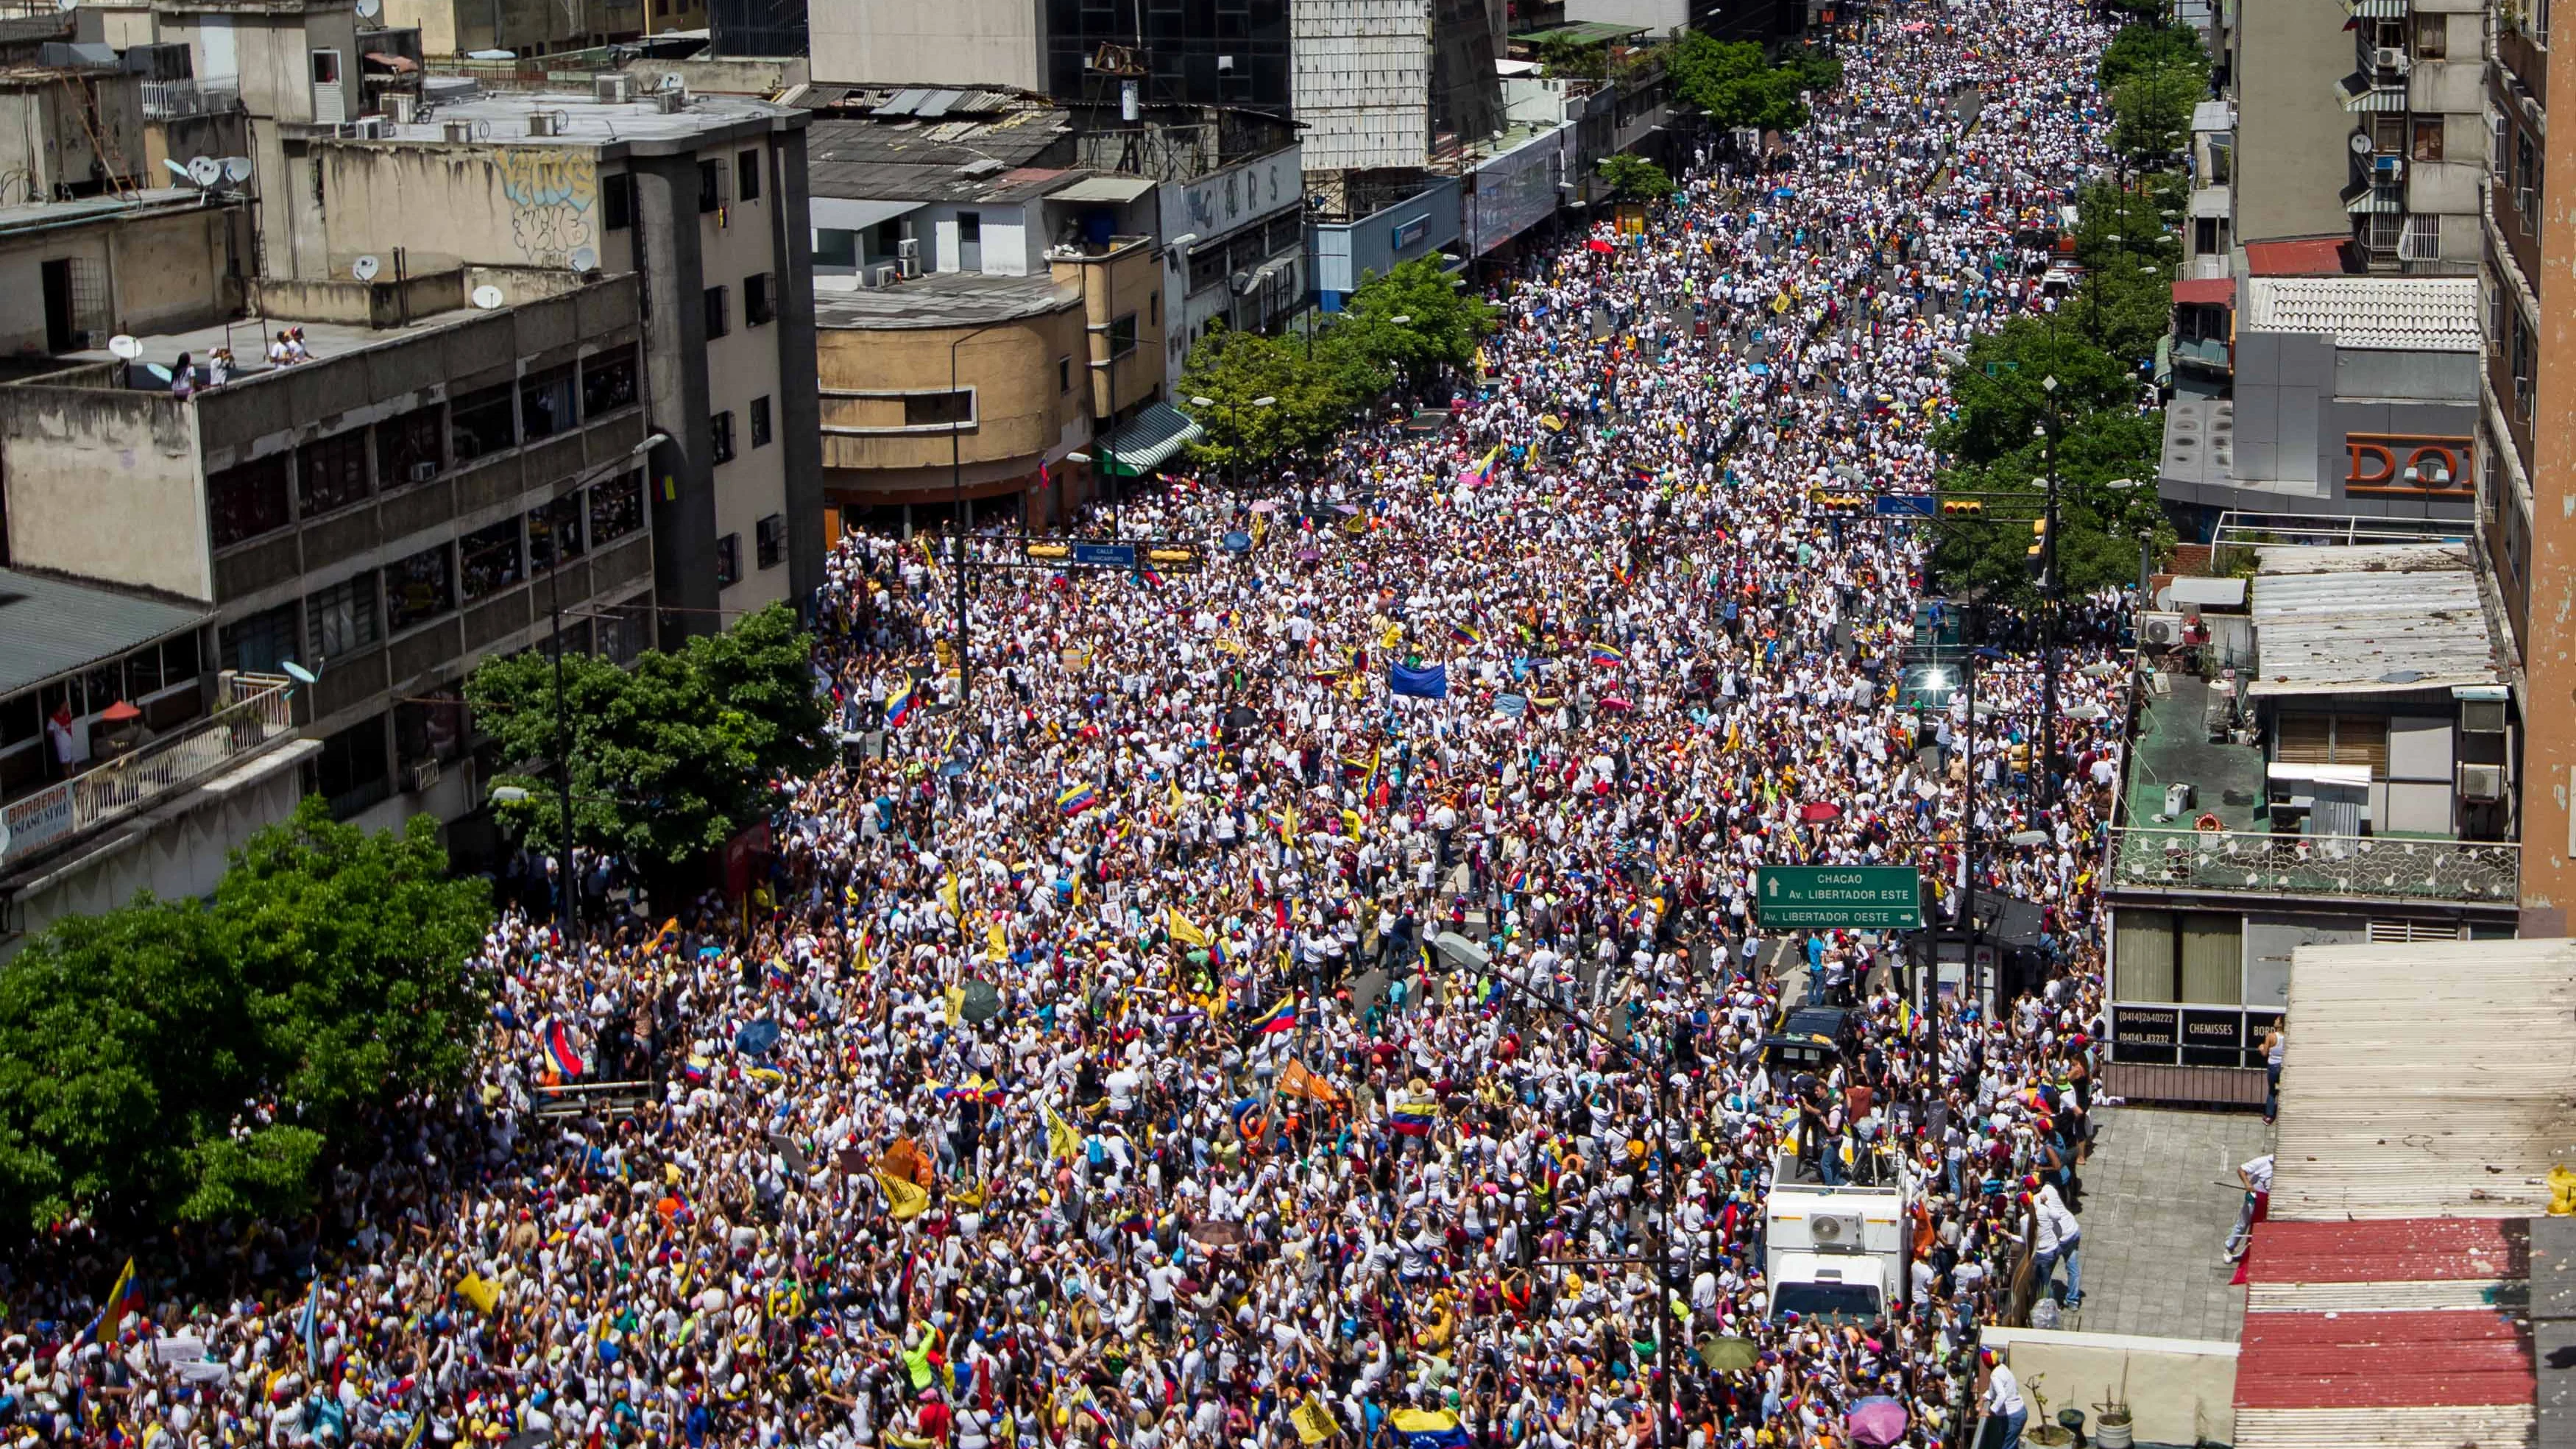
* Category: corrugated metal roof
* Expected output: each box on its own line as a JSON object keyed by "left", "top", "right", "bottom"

{"left": 2246, "top": 543, "right": 2502, "bottom": 696}
{"left": 0, "top": 567, "right": 208, "bottom": 698}
{"left": 2272, "top": 937, "right": 2576, "bottom": 1221}
{"left": 2238, "top": 1310, "right": 2533, "bottom": 1408}
{"left": 2241, "top": 274, "right": 2480, "bottom": 350}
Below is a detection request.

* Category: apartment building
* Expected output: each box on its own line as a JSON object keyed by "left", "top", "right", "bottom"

{"left": 2333, "top": 0, "right": 2487, "bottom": 272}
{"left": 2482, "top": 0, "right": 2544, "bottom": 653}
{"left": 2520, "top": 0, "right": 2576, "bottom": 932}
{"left": 276, "top": 83, "right": 823, "bottom": 638}
{"left": 0, "top": 261, "right": 653, "bottom": 899}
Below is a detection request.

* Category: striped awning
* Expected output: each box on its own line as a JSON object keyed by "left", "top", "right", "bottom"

{"left": 2343, "top": 183, "right": 2404, "bottom": 214}
{"left": 2338, "top": 72, "right": 2409, "bottom": 111}
{"left": 2341, "top": 0, "right": 2407, "bottom": 16}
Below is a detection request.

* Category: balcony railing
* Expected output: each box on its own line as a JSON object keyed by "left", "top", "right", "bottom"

{"left": 141, "top": 77, "right": 243, "bottom": 120}
{"left": 2109, "top": 826, "right": 2520, "bottom": 905}
{"left": 0, "top": 674, "right": 295, "bottom": 873}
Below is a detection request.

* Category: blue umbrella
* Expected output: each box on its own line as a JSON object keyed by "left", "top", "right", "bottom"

{"left": 1222, "top": 530, "right": 1251, "bottom": 552}
{"left": 735, "top": 1019, "right": 782, "bottom": 1056}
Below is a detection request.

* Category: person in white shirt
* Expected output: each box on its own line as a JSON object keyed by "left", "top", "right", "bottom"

{"left": 1981, "top": 1348, "right": 2025, "bottom": 1445}
{"left": 2226, "top": 1153, "right": 2275, "bottom": 1261}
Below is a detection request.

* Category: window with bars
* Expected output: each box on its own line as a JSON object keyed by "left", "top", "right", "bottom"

{"left": 297, "top": 430, "right": 372, "bottom": 517}
{"left": 307, "top": 574, "right": 380, "bottom": 659}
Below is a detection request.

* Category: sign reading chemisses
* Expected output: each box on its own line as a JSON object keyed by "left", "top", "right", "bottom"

{"left": 1754, "top": 865, "right": 1922, "bottom": 929}
{"left": 0, "top": 782, "right": 74, "bottom": 868}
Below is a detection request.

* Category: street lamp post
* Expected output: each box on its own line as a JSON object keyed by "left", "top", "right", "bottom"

{"left": 537, "top": 429, "right": 667, "bottom": 940}
{"left": 1429, "top": 932, "right": 1680, "bottom": 1441}
{"left": 948, "top": 320, "right": 1024, "bottom": 707}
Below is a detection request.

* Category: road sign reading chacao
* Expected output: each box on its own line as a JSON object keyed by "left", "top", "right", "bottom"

{"left": 1754, "top": 865, "right": 1923, "bottom": 929}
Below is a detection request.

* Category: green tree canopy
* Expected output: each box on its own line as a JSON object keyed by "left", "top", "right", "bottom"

{"left": 1179, "top": 325, "right": 1379, "bottom": 474}
{"left": 2109, "top": 57, "right": 2202, "bottom": 163}
{"left": 1599, "top": 153, "right": 1674, "bottom": 202}
{"left": 467, "top": 601, "right": 828, "bottom": 870}
{"left": 1666, "top": 35, "right": 1837, "bottom": 134}
{"left": 1934, "top": 314, "right": 2142, "bottom": 467}
{"left": 1339, "top": 257, "right": 1497, "bottom": 373}
{"left": 0, "top": 798, "right": 489, "bottom": 1231}
{"left": 2097, "top": 21, "right": 2208, "bottom": 91}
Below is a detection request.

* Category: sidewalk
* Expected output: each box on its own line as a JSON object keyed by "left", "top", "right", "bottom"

{"left": 2059, "top": 1105, "right": 2274, "bottom": 1342}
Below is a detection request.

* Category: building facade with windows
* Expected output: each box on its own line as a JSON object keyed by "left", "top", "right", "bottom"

{"left": 2483, "top": 0, "right": 2546, "bottom": 655}
{"left": 277, "top": 83, "right": 821, "bottom": 642}
{"left": 2331, "top": 0, "right": 2487, "bottom": 272}
{"left": 2102, "top": 542, "right": 2517, "bottom": 1105}
{"left": 0, "top": 269, "right": 656, "bottom": 841}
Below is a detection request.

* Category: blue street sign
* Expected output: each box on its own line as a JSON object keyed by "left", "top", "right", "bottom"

{"left": 1071, "top": 542, "right": 1137, "bottom": 569}
{"left": 1875, "top": 494, "right": 1937, "bottom": 518}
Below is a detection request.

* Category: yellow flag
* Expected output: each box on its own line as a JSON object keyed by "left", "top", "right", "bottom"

{"left": 454, "top": 1273, "right": 500, "bottom": 1314}
{"left": 1168, "top": 778, "right": 1184, "bottom": 812}
{"left": 986, "top": 919, "right": 1009, "bottom": 961}
{"left": 1044, "top": 1105, "right": 1082, "bottom": 1162}
{"left": 939, "top": 874, "right": 960, "bottom": 921}
{"left": 1292, "top": 1395, "right": 1340, "bottom": 1445}
{"left": 876, "top": 1171, "right": 932, "bottom": 1221}
{"left": 1379, "top": 621, "right": 1404, "bottom": 649}
{"left": 944, "top": 985, "right": 966, "bottom": 1025}
{"left": 1167, "top": 909, "right": 1211, "bottom": 949}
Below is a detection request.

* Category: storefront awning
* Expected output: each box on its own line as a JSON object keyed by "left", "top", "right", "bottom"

{"left": 1095, "top": 402, "right": 1203, "bottom": 475}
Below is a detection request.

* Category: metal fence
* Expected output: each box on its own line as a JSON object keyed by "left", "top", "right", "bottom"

{"left": 0, "top": 675, "right": 294, "bottom": 871}
{"left": 141, "top": 77, "right": 243, "bottom": 120}
{"left": 2109, "top": 826, "right": 2521, "bottom": 905}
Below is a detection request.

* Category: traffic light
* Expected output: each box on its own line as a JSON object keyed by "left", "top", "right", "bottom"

{"left": 1940, "top": 498, "right": 1983, "bottom": 516}
{"left": 1814, "top": 492, "right": 1869, "bottom": 515}
{"left": 2027, "top": 517, "right": 2050, "bottom": 577}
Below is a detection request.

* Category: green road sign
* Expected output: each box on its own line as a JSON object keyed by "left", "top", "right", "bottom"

{"left": 1755, "top": 865, "right": 1922, "bottom": 929}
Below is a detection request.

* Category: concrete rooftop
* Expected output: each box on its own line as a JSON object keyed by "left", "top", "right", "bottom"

{"left": 813, "top": 270, "right": 1075, "bottom": 330}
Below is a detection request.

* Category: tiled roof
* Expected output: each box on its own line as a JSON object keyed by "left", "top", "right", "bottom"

{"left": 2241, "top": 275, "right": 2479, "bottom": 351}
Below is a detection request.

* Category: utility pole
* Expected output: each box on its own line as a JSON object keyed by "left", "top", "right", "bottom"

{"left": 2037, "top": 378, "right": 2062, "bottom": 815}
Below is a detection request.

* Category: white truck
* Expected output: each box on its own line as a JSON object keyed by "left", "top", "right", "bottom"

{"left": 1763, "top": 1150, "right": 1910, "bottom": 1322}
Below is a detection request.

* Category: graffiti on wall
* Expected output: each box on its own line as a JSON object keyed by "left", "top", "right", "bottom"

{"left": 497, "top": 148, "right": 598, "bottom": 266}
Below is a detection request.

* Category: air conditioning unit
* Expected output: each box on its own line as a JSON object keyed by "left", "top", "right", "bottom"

{"left": 2139, "top": 610, "right": 2185, "bottom": 648}
{"left": 344, "top": 116, "right": 389, "bottom": 139}
{"left": 595, "top": 72, "right": 634, "bottom": 104}
{"left": 1807, "top": 1211, "right": 1864, "bottom": 1250}
{"left": 652, "top": 88, "right": 687, "bottom": 114}
{"left": 408, "top": 460, "right": 439, "bottom": 483}
{"left": 403, "top": 757, "right": 442, "bottom": 795}
{"left": 860, "top": 263, "right": 899, "bottom": 289}
{"left": 386, "top": 92, "right": 419, "bottom": 124}
{"left": 2375, "top": 45, "right": 2410, "bottom": 71}
{"left": 2462, "top": 698, "right": 2508, "bottom": 734}
{"left": 527, "top": 110, "right": 565, "bottom": 137}
{"left": 896, "top": 237, "right": 921, "bottom": 278}
{"left": 2458, "top": 762, "right": 2505, "bottom": 801}
{"left": 442, "top": 120, "right": 476, "bottom": 144}
{"left": 2372, "top": 153, "right": 2405, "bottom": 180}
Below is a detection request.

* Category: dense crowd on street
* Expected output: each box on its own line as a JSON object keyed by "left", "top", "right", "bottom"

{"left": 0, "top": 0, "right": 2148, "bottom": 1445}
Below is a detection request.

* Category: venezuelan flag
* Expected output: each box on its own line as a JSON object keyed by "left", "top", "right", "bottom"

{"left": 1448, "top": 621, "right": 1481, "bottom": 645}
{"left": 1588, "top": 643, "right": 1625, "bottom": 667}
{"left": 1139, "top": 564, "right": 1166, "bottom": 589}
{"left": 545, "top": 1020, "right": 585, "bottom": 1078}
{"left": 884, "top": 683, "right": 916, "bottom": 730}
{"left": 1056, "top": 783, "right": 1099, "bottom": 816}
{"left": 1390, "top": 1100, "right": 1437, "bottom": 1137}
{"left": 1245, "top": 995, "right": 1298, "bottom": 1035}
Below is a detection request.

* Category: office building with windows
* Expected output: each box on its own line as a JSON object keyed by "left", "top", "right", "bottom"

{"left": 266, "top": 81, "right": 821, "bottom": 641}
{"left": 0, "top": 268, "right": 653, "bottom": 904}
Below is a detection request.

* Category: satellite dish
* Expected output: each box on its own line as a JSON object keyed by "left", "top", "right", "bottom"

{"left": 352, "top": 255, "right": 381, "bottom": 281}
{"left": 355, "top": 0, "right": 382, "bottom": 15}
{"left": 163, "top": 157, "right": 194, "bottom": 183}
{"left": 219, "top": 157, "right": 253, "bottom": 184}
{"left": 471, "top": 284, "right": 506, "bottom": 310}
{"left": 107, "top": 335, "right": 143, "bottom": 360}
{"left": 280, "top": 660, "right": 320, "bottom": 685}
{"left": 186, "top": 155, "right": 221, "bottom": 187}
{"left": 2349, "top": 131, "right": 2373, "bottom": 156}
{"left": 144, "top": 363, "right": 172, "bottom": 381}
{"left": 569, "top": 245, "right": 598, "bottom": 271}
